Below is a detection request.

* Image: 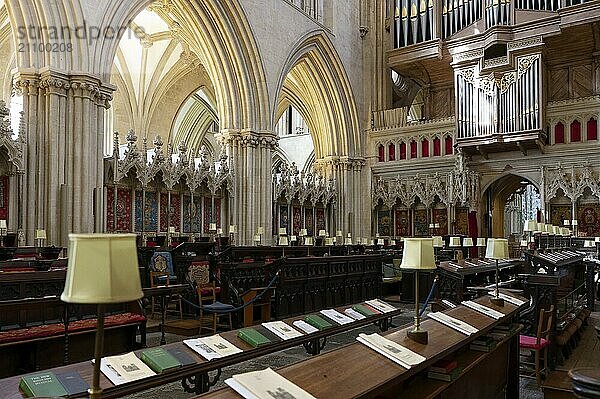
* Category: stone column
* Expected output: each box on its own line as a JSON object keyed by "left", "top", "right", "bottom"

{"left": 218, "top": 130, "right": 278, "bottom": 245}
{"left": 15, "top": 69, "right": 113, "bottom": 246}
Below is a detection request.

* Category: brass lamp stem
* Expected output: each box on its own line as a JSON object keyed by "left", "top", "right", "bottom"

{"left": 89, "top": 304, "right": 106, "bottom": 399}
{"left": 414, "top": 273, "right": 420, "bottom": 331}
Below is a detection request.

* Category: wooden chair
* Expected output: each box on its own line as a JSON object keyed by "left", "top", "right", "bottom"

{"left": 149, "top": 271, "right": 183, "bottom": 319}
{"left": 519, "top": 305, "right": 554, "bottom": 386}
{"left": 197, "top": 282, "right": 233, "bottom": 336}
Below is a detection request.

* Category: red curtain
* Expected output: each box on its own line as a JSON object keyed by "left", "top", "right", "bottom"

{"left": 400, "top": 142, "right": 407, "bottom": 159}
{"left": 445, "top": 136, "right": 453, "bottom": 155}
{"left": 378, "top": 145, "right": 385, "bottom": 162}
{"left": 388, "top": 143, "right": 396, "bottom": 161}
{"left": 555, "top": 122, "right": 565, "bottom": 143}
{"left": 421, "top": 139, "right": 429, "bottom": 157}
{"left": 410, "top": 141, "right": 417, "bottom": 158}
{"left": 571, "top": 120, "right": 581, "bottom": 142}
{"left": 468, "top": 211, "right": 478, "bottom": 258}
{"left": 433, "top": 137, "right": 441, "bottom": 156}
{"left": 588, "top": 118, "right": 597, "bottom": 141}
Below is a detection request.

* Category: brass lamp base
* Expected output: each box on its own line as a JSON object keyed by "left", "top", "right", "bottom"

{"left": 88, "top": 387, "right": 103, "bottom": 399}
{"left": 407, "top": 329, "right": 429, "bottom": 345}
{"left": 490, "top": 297, "right": 505, "bottom": 307}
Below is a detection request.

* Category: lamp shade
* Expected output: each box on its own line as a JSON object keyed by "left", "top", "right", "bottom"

{"left": 278, "top": 228, "right": 287, "bottom": 236}
{"left": 0, "top": 220, "right": 6, "bottom": 229}
{"left": 209, "top": 223, "right": 217, "bottom": 232}
{"left": 344, "top": 237, "right": 353, "bottom": 245}
{"left": 305, "top": 237, "right": 314, "bottom": 246}
{"left": 300, "top": 229, "right": 307, "bottom": 237}
{"left": 336, "top": 230, "right": 343, "bottom": 237}
{"left": 535, "top": 223, "right": 544, "bottom": 233}
{"left": 520, "top": 240, "right": 528, "bottom": 247}
{"left": 318, "top": 230, "right": 326, "bottom": 237}
{"left": 290, "top": 235, "right": 297, "bottom": 242}
{"left": 278, "top": 236, "right": 289, "bottom": 246}
{"left": 347, "top": 233, "right": 352, "bottom": 238}
{"left": 476, "top": 238, "right": 486, "bottom": 247}
{"left": 571, "top": 220, "right": 578, "bottom": 226}
{"left": 432, "top": 236, "right": 444, "bottom": 248}
{"left": 400, "top": 238, "right": 436, "bottom": 270}
{"left": 61, "top": 234, "right": 142, "bottom": 304}
{"left": 552, "top": 226, "right": 561, "bottom": 236}
{"left": 449, "top": 237, "right": 461, "bottom": 247}
{"left": 377, "top": 239, "right": 385, "bottom": 246}
{"left": 561, "top": 228, "right": 569, "bottom": 236}
{"left": 595, "top": 237, "right": 600, "bottom": 243}
{"left": 257, "top": 227, "right": 265, "bottom": 235}
{"left": 253, "top": 235, "right": 261, "bottom": 242}
{"left": 325, "top": 238, "right": 334, "bottom": 246}
{"left": 463, "top": 237, "right": 474, "bottom": 247}
{"left": 216, "top": 228, "right": 223, "bottom": 235}
{"left": 428, "top": 223, "right": 435, "bottom": 229}
{"left": 229, "top": 225, "right": 237, "bottom": 234}
{"left": 485, "top": 238, "right": 509, "bottom": 260}
{"left": 584, "top": 240, "right": 595, "bottom": 248}
{"left": 524, "top": 220, "right": 537, "bottom": 232}
{"left": 563, "top": 219, "right": 570, "bottom": 226}
{"left": 35, "top": 229, "right": 47, "bottom": 240}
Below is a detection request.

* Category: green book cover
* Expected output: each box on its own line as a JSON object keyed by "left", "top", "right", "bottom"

{"left": 237, "top": 328, "right": 272, "bottom": 348}
{"left": 304, "top": 314, "right": 333, "bottom": 330}
{"left": 352, "top": 304, "right": 379, "bottom": 317}
{"left": 140, "top": 347, "right": 182, "bottom": 373}
{"left": 19, "top": 371, "right": 68, "bottom": 398}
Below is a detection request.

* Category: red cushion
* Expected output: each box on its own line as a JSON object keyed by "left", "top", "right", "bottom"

{"left": 519, "top": 335, "right": 549, "bottom": 350}
{"left": 200, "top": 287, "right": 221, "bottom": 296}
{"left": 0, "top": 313, "right": 146, "bottom": 344}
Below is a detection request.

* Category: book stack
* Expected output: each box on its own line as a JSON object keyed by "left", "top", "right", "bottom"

{"left": 427, "top": 358, "right": 462, "bottom": 382}
{"left": 488, "top": 324, "right": 519, "bottom": 341}
{"left": 469, "top": 335, "right": 497, "bottom": 352}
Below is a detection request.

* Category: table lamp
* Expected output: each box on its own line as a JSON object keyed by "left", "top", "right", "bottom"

{"left": 485, "top": 238, "right": 509, "bottom": 307}
{"left": 524, "top": 220, "right": 537, "bottom": 246}
{"left": 463, "top": 237, "right": 473, "bottom": 247}
{"left": 299, "top": 228, "right": 307, "bottom": 237}
{"left": 229, "top": 225, "right": 237, "bottom": 245}
{"left": 401, "top": 238, "right": 436, "bottom": 344}
{"left": 318, "top": 230, "right": 327, "bottom": 238}
{"left": 476, "top": 238, "right": 486, "bottom": 259}
{"left": 253, "top": 234, "right": 261, "bottom": 246}
{"left": 377, "top": 238, "right": 385, "bottom": 246}
{"left": 61, "top": 234, "right": 142, "bottom": 399}
{"left": 584, "top": 240, "right": 595, "bottom": 248}
{"left": 35, "top": 229, "right": 47, "bottom": 247}
{"left": 305, "top": 236, "right": 314, "bottom": 246}
{"left": 449, "top": 237, "right": 461, "bottom": 247}
{"left": 572, "top": 219, "right": 578, "bottom": 236}
{"left": 563, "top": 219, "right": 570, "bottom": 226}
{"left": 257, "top": 226, "right": 264, "bottom": 245}
{"left": 278, "top": 236, "right": 289, "bottom": 246}
{"left": 345, "top": 233, "right": 352, "bottom": 245}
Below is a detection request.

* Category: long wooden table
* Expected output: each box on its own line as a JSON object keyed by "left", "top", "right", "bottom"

{"left": 0, "top": 302, "right": 400, "bottom": 398}
{"left": 199, "top": 294, "right": 527, "bottom": 399}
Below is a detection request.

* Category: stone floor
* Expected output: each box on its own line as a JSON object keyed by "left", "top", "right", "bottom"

{"left": 125, "top": 303, "right": 544, "bottom": 399}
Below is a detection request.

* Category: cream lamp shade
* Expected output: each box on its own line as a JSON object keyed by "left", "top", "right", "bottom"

{"left": 290, "top": 235, "right": 297, "bottom": 242}
{"left": 216, "top": 228, "right": 223, "bottom": 235}
{"left": 209, "top": 223, "right": 217, "bottom": 232}
{"left": 278, "top": 236, "right": 289, "bottom": 246}
{"left": 463, "top": 237, "right": 474, "bottom": 247}
{"left": 428, "top": 223, "right": 435, "bottom": 229}
{"left": 520, "top": 240, "right": 528, "bottom": 247}
{"left": 336, "top": 230, "right": 343, "bottom": 237}
{"left": 299, "top": 229, "right": 307, "bottom": 237}
{"left": 253, "top": 235, "right": 261, "bottom": 242}
{"left": 344, "top": 237, "right": 353, "bottom": 245}
{"left": 584, "top": 240, "right": 595, "bottom": 248}
{"left": 400, "top": 238, "right": 436, "bottom": 270}
{"left": 377, "top": 238, "right": 385, "bottom": 246}
{"left": 347, "top": 233, "right": 352, "bottom": 238}
{"left": 563, "top": 219, "right": 570, "bottom": 226}
{"left": 432, "top": 236, "right": 444, "bottom": 248}
{"left": 595, "top": 237, "right": 600, "bottom": 243}
{"left": 61, "top": 234, "right": 142, "bottom": 304}
{"left": 229, "top": 225, "right": 237, "bottom": 234}
{"left": 168, "top": 227, "right": 176, "bottom": 234}
{"left": 449, "top": 237, "right": 461, "bottom": 247}
{"left": 571, "top": 220, "right": 578, "bottom": 226}
{"left": 524, "top": 220, "right": 537, "bottom": 232}
{"left": 35, "top": 229, "right": 47, "bottom": 240}
{"left": 391, "top": 240, "right": 396, "bottom": 246}
{"left": 485, "top": 238, "right": 509, "bottom": 260}
{"left": 0, "top": 220, "right": 6, "bottom": 229}
{"left": 257, "top": 226, "right": 265, "bottom": 235}
{"left": 325, "top": 238, "right": 334, "bottom": 246}
{"left": 332, "top": 237, "right": 337, "bottom": 244}
{"left": 434, "top": 223, "right": 440, "bottom": 228}
{"left": 535, "top": 223, "right": 543, "bottom": 234}
{"left": 278, "top": 228, "right": 287, "bottom": 236}
{"left": 319, "top": 230, "right": 327, "bottom": 237}
{"left": 540, "top": 224, "right": 549, "bottom": 234}
{"left": 552, "top": 226, "right": 561, "bottom": 236}
{"left": 476, "top": 238, "right": 487, "bottom": 247}
{"left": 305, "top": 237, "right": 314, "bottom": 246}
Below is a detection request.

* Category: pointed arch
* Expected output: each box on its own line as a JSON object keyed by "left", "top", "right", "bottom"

{"left": 273, "top": 30, "right": 361, "bottom": 159}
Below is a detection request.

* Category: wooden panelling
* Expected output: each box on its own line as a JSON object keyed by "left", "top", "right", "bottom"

{"left": 572, "top": 64, "right": 594, "bottom": 98}
{"left": 549, "top": 68, "right": 569, "bottom": 102}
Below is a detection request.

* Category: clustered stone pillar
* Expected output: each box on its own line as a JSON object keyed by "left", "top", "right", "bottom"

{"left": 315, "top": 157, "right": 368, "bottom": 240}
{"left": 15, "top": 69, "right": 114, "bottom": 247}
{"left": 218, "top": 130, "right": 278, "bottom": 245}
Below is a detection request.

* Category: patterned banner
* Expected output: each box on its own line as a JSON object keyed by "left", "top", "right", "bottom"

{"left": 160, "top": 193, "right": 181, "bottom": 232}
{"left": 0, "top": 176, "right": 8, "bottom": 220}
{"left": 414, "top": 209, "right": 428, "bottom": 236}
{"left": 395, "top": 209, "right": 411, "bottom": 236}
{"left": 305, "top": 208, "right": 314, "bottom": 236}
{"left": 107, "top": 187, "right": 132, "bottom": 232}
{"left": 377, "top": 210, "right": 391, "bottom": 236}
{"left": 280, "top": 205, "right": 289, "bottom": 229}
{"left": 578, "top": 205, "right": 600, "bottom": 237}
{"left": 433, "top": 208, "right": 449, "bottom": 235}
{"left": 135, "top": 191, "right": 158, "bottom": 232}
{"left": 293, "top": 206, "right": 302, "bottom": 235}
{"left": 550, "top": 204, "right": 571, "bottom": 227}
{"left": 455, "top": 207, "right": 469, "bottom": 235}
{"left": 182, "top": 195, "right": 203, "bottom": 233}
{"left": 316, "top": 208, "right": 326, "bottom": 232}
